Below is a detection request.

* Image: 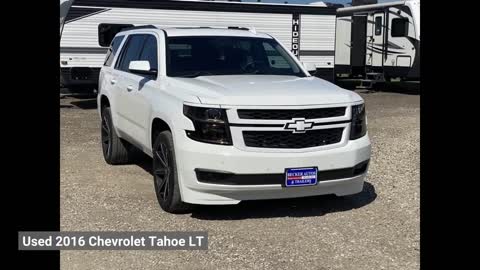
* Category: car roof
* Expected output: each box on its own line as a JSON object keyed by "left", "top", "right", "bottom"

{"left": 119, "top": 26, "right": 273, "bottom": 39}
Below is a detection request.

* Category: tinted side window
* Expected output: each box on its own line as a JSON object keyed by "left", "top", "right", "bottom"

{"left": 116, "top": 35, "right": 146, "bottom": 72}
{"left": 375, "top": 16, "right": 382, "bottom": 36}
{"left": 391, "top": 18, "right": 409, "bottom": 37}
{"left": 139, "top": 35, "right": 158, "bottom": 71}
{"left": 104, "top": 35, "right": 124, "bottom": 67}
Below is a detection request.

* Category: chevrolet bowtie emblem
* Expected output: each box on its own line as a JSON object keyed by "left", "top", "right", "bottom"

{"left": 284, "top": 118, "right": 314, "bottom": 133}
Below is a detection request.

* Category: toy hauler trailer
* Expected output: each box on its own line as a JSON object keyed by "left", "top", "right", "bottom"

{"left": 334, "top": 0, "right": 420, "bottom": 87}
{"left": 60, "top": 0, "right": 338, "bottom": 94}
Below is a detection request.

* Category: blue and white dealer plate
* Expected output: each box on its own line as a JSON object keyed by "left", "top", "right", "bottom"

{"left": 285, "top": 167, "right": 318, "bottom": 187}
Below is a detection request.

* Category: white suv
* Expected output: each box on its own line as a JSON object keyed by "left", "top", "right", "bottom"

{"left": 97, "top": 26, "right": 371, "bottom": 213}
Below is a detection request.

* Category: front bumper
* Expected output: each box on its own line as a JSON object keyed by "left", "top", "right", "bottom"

{"left": 174, "top": 132, "right": 371, "bottom": 205}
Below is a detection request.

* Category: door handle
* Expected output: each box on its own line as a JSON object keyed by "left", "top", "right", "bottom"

{"left": 110, "top": 79, "right": 117, "bottom": 85}
{"left": 127, "top": 85, "right": 133, "bottom": 92}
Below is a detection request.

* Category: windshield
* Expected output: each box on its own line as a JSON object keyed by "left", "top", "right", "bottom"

{"left": 166, "top": 36, "right": 306, "bottom": 78}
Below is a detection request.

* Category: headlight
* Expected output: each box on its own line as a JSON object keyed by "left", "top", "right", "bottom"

{"left": 350, "top": 103, "right": 367, "bottom": 140}
{"left": 183, "top": 105, "right": 232, "bottom": 145}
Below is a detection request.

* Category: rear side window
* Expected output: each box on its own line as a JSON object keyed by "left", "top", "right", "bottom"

{"left": 104, "top": 35, "right": 124, "bottom": 67}
{"left": 391, "top": 18, "right": 409, "bottom": 37}
{"left": 375, "top": 16, "right": 382, "bottom": 36}
{"left": 139, "top": 35, "right": 158, "bottom": 72}
{"left": 116, "top": 35, "right": 146, "bottom": 72}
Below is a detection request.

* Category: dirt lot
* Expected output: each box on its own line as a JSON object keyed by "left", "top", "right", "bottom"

{"left": 60, "top": 89, "right": 419, "bottom": 270}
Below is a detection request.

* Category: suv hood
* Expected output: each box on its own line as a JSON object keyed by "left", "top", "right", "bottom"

{"left": 170, "top": 75, "right": 362, "bottom": 106}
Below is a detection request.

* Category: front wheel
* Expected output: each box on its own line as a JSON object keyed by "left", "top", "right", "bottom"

{"left": 152, "top": 131, "right": 192, "bottom": 213}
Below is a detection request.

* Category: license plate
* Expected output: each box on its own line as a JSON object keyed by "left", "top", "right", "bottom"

{"left": 285, "top": 167, "right": 318, "bottom": 187}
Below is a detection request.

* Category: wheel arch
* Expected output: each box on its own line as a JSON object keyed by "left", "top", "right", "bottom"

{"left": 100, "top": 94, "right": 110, "bottom": 110}
{"left": 151, "top": 117, "right": 172, "bottom": 149}
{"left": 98, "top": 94, "right": 122, "bottom": 137}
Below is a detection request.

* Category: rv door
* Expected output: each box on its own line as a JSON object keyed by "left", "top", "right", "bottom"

{"left": 366, "top": 12, "right": 385, "bottom": 68}
{"left": 60, "top": 0, "right": 74, "bottom": 37}
{"left": 350, "top": 15, "right": 367, "bottom": 75}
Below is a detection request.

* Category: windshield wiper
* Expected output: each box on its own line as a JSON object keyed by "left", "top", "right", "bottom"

{"left": 177, "top": 71, "right": 213, "bottom": 78}
{"left": 247, "top": 70, "right": 266, "bottom": 75}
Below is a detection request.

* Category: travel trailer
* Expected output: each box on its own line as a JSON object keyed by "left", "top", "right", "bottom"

{"left": 334, "top": 0, "right": 420, "bottom": 86}
{"left": 60, "top": 0, "right": 74, "bottom": 36}
{"left": 60, "top": 0, "right": 339, "bottom": 94}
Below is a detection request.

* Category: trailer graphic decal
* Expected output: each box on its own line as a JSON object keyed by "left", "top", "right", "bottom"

{"left": 291, "top": 13, "right": 301, "bottom": 58}
{"left": 65, "top": 7, "right": 110, "bottom": 24}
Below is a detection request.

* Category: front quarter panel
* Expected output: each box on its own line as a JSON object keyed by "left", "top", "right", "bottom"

{"left": 146, "top": 76, "right": 200, "bottom": 155}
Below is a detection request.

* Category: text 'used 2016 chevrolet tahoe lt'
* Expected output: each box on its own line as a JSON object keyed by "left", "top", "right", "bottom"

{"left": 97, "top": 26, "right": 371, "bottom": 213}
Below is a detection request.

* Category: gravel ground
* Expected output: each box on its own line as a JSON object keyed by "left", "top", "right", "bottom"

{"left": 60, "top": 89, "right": 420, "bottom": 270}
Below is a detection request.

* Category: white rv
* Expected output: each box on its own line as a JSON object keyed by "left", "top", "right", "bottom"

{"left": 60, "top": 0, "right": 339, "bottom": 94}
{"left": 334, "top": 0, "right": 420, "bottom": 85}
{"left": 60, "top": 0, "right": 74, "bottom": 36}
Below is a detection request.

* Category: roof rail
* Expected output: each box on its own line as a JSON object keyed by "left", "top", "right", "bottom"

{"left": 122, "top": 25, "right": 157, "bottom": 31}
{"left": 228, "top": 26, "right": 249, "bottom": 31}
{"left": 227, "top": 26, "right": 257, "bottom": 34}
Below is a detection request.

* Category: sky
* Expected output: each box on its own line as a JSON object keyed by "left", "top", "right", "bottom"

{"left": 241, "top": 0, "right": 396, "bottom": 4}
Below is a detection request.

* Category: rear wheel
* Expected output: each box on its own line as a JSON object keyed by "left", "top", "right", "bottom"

{"left": 153, "top": 131, "right": 192, "bottom": 213}
{"left": 101, "top": 107, "right": 137, "bottom": 164}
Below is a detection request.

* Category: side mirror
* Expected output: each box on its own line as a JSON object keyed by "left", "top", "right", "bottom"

{"left": 129, "top": 60, "right": 157, "bottom": 76}
{"left": 302, "top": 62, "right": 317, "bottom": 75}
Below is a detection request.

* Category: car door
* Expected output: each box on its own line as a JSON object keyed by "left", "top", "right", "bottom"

{"left": 111, "top": 34, "right": 147, "bottom": 140}
{"left": 123, "top": 34, "right": 160, "bottom": 149}
{"left": 100, "top": 34, "right": 125, "bottom": 98}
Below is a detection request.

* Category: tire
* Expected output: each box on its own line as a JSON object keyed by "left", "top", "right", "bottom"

{"left": 152, "top": 131, "right": 192, "bottom": 213}
{"left": 101, "top": 107, "right": 137, "bottom": 165}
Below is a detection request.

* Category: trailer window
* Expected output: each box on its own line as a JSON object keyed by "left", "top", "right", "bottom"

{"left": 375, "top": 16, "right": 382, "bottom": 36}
{"left": 391, "top": 18, "right": 409, "bottom": 37}
{"left": 104, "top": 35, "right": 125, "bottom": 67}
{"left": 98, "top": 23, "right": 133, "bottom": 47}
